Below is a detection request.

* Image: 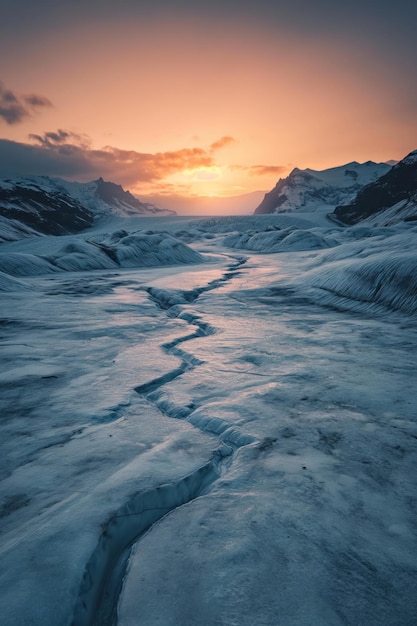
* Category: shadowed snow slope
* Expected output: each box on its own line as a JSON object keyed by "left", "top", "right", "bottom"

{"left": 332, "top": 149, "right": 417, "bottom": 226}
{"left": 60, "top": 177, "right": 174, "bottom": 217}
{"left": 306, "top": 251, "right": 417, "bottom": 314}
{"left": 298, "top": 227, "right": 417, "bottom": 314}
{"left": 0, "top": 215, "right": 41, "bottom": 243}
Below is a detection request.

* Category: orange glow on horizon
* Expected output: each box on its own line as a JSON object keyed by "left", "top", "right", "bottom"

{"left": 1, "top": 12, "right": 416, "bottom": 208}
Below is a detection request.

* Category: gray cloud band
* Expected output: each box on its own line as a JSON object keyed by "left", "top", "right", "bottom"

{"left": 0, "top": 133, "right": 284, "bottom": 186}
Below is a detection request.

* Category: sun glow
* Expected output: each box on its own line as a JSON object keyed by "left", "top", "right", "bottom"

{"left": 185, "top": 166, "right": 223, "bottom": 181}
{"left": 161, "top": 165, "right": 226, "bottom": 197}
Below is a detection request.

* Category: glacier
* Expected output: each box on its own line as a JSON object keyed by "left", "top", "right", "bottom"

{"left": 0, "top": 211, "right": 416, "bottom": 626}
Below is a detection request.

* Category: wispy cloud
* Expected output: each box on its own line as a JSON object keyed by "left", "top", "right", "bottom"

{"left": 0, "top": 82, "right": 52, "bottom": 125}
{"left": 29, "top": 129, "right": 91, "bottom": 149}
{"left": 210, "top": 136, "right": 237, "bottom": 151}
{"left": 233, "top": 164, "right": 287, "bottom": 176}
{"left": 22, "top": 93, "right": 53, "bottom": 108}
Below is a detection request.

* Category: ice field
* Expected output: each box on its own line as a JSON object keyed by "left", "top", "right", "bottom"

{"left": 0, "top": 214, "right": 416, "bottom": 625}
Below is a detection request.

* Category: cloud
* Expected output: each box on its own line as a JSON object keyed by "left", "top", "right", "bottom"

{"left": 0, "top": 131, "right": 217, "bottom": 187}
{"left": 0, "top": 82, "right": 52, "bottom": 125}
{"left": 0, "top": 130, "right": 284, "bottom": 199}
{"left": 246, "top": 165, "right": 287, "bottom": 176}
{"left": 210, "top": 136, "right": 236, "bottom": 151}
{"left": 23, "top": 93, "right": 53, "bottom": 108}
{"left": 29, "top": 129, "right": 91, "bottom": 149}
{"left": 232, "top": 164, "right": 287, "bottom": 176}
{"left": 0, "top": 86, "right": 27, "bottom": 125}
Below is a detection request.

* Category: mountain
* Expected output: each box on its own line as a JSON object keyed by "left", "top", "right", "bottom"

{"left": 0, "top": 177, "right": 95, "bottom": 241}
{"left": 254, "top": 161, "right": 391, "bottom": 217}
{"left": 0, "top": 176, "right": 174, "bottom": 242}
{"left": 59, "top": 177, "right": 174, "bottom": 218}
{"left": 331, "top": 150, "right": 417, "bottom": 225}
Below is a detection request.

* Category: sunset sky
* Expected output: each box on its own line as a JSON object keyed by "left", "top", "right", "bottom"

{"left": 1, "top": 0, "right": 416, "bottom": 212}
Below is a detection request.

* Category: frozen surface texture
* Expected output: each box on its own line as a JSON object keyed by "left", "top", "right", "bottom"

{"left": 0, "top": 229, "right": 205, "bottom": 277}
{"left": 0, "top": 214, "right": 416, "bottom": 625}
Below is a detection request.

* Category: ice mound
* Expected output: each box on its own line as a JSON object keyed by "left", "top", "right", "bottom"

{"left": 0, "top": 270, "right": 32, "bottom": 291}
{"left": 50, "top": 240, "right": 117, "bottom": 272}
{"left": 0, "top": 253, "right": 58, "bottom": 276}
{"left": 224, "top": 227, "right": 331, "bottom": 253}
{"left": 307, "top": 251, "right": 417, "bottom": 314}
{"left": 0, "top": 230, "right": 205, "bottom": 277}
{"left": 107, "top": 230, "right": 204, "bottom": 267}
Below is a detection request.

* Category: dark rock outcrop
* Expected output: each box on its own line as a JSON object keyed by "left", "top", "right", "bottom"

{"left": 332, "top": 150, "right": 417, "bottom": 225}
{"left": 0, "top": 179, "right": 94, "bottom": 236}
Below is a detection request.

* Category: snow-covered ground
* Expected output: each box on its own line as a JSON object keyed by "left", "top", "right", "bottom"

{"left": 0, "top": 214, "right": 416, "bottom": 625}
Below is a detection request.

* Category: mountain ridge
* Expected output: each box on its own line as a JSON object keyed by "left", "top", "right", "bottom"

{"left": 332, "top": 150, "right": 417, "bottom": 225}
{"left": 0, "top": 175, "right": 174, "bottom": 242}
{"left": 254, "top": 161, "right": 391, "bottom": 217}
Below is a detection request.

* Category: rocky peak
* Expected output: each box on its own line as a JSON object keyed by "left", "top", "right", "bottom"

{"left": 332, "top": 149, "right": 417, "bottom": 225}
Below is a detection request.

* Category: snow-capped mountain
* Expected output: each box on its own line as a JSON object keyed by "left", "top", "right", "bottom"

{"left": 254, "top": 161, "right": 391, "bottom": 216}
{"left": 332, "top": 149, "right": 417, "bottom": 225}
{"left": 58, "top": 177, "right": 174, "bottom": 218}
{"left": 0, "top": 176, "right": 174, "bottom": 242}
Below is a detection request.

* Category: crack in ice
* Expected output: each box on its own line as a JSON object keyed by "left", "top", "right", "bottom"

{"left": 135, "top": 257, "right": 257, "bottom": 447}
{"left": 73, "top": 257, "right": 258, "bottom": 626}
{"left": 72, "top": 452, "right": 228, "bottom": 626}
